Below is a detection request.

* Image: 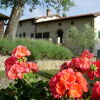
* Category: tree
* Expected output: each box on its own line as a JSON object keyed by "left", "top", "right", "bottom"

{"left": 0, "top": 0, "right": 74, "bottom": 39}
{"left": 79, "top": 24, "right": 96, "bottom": 50}
{"left": 66, "top": 24, "right": 96, "bottom": 51}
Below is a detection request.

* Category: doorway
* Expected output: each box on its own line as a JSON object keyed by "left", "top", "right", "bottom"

{"left": 57, "top": 30, "right": 63, "bottom": 44}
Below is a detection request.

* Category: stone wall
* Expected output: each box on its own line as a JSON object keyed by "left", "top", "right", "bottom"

{"left": 0, "top": 55, "right": 9, "bottom": 71}
{"left": 35, "top": 60, "right": 65, "bottom": 70}
{"left": 0, "top": 55, "right": 66, "bottom": 71}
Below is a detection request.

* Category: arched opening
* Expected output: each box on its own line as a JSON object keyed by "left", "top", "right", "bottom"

{"left": 57, "top": 30, "right": 63, "bottom": 44}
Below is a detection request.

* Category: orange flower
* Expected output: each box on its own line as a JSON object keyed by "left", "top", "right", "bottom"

{"left": 76, "top": 72, "right": 88, "bottom": 92}
{"left": 12, "top": 45, "right": 31, "bottom": 59}
{"left": 68, "top": 83, "right": 82, "bottom": 98}
{"left": 56, "top": 81, "right": 66, "bottom": 95}
{"left": 60, "top": 69, "right": 76, "bottom": 89}
{"left": 49, "top": 68, "right": 88, "bottom": 99}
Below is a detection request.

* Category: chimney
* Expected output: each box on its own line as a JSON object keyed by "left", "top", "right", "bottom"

{"left": 47, "top": 9, "right": 51, "bottom": 16}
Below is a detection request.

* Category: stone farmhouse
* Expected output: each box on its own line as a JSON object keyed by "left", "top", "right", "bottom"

{"left": 0, "top": 13, "right": 9, "bottom": 35}
{"left": 16, "top": 11, "right": 100, "bottom": 57}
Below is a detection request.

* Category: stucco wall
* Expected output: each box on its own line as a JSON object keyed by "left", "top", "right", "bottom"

{"left": 16, "top": 21, "right": 35, "bottom": 37}
{"left": 17, "top": 17, "right": 94, "bottom": 42}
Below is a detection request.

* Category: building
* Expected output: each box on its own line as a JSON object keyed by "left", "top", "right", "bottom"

{"left": 0, "top": 13, "right": 9, "bottom": 35}
{"left": 16, "top": 10, "right": 100, "bottom": 57}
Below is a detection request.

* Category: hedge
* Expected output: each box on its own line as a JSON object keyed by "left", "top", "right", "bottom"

{"left": 0, "top": 38, "right": 73, "bottom": 60}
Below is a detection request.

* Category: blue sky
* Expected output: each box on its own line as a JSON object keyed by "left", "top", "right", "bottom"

{"left": 0, "top": 0, "right": 100, "bottom": 19}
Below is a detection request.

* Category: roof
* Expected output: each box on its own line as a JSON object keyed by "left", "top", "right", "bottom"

{"left": 35, "top": 14, "right": 61, "bottom": 19}
{"left": 19, "top": 12, "right": 100, "bottom": 23}
{"left": 0, "top": 13, "right": 9, "bottom": 20}
{"left": 20, "top": 18, "right": 35, "bottom": 22}
{"left": 19, "top": 14, "right": 61, "bottom": 22}
{"left": 35, "top": 12, "right": 100, "bottom": 24}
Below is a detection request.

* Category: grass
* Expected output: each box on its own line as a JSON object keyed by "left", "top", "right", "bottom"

{"left": 0, "top": 71, "right": 5, "bottom": 78}
{"left": 0, "top": 70, "right": 58, "bottom": 80}
{"left": 37, "top": 70, "right": 58, "bottom": 80}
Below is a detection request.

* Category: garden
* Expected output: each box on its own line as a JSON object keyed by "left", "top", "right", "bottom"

{"left": 0, "top": 39, "right": 100, "bottom": 100}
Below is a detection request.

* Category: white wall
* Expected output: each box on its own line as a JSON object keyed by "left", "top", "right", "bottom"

{"left": 94, "top": 16, "right": 100, "bottom": 56}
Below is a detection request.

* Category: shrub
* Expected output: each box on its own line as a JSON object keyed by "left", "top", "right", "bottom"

{"left": 0, "top": 38, "right": 73, "bottom": 60}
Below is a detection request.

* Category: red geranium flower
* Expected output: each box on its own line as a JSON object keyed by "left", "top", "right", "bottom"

{"left": 70, "top": 57, "right": 91, "bottom": 72}
{"left": 91, "top": 81, "right": 100, "bottom": 100}
{"left": 6, "top": 62, "right": 27, "bottom": 79}
{"left": 27, "top": 62, "right": 39, "bottom": 72}
{"left": 60, "top": 61, "right": 71, "bottom": 70}
{"left": 12, "top": 45, "right": 31, "bottom": 59}
{"left": 87, "top": 60, "right": 100, "bottom": 80}
{"left": 5, "top": 45, "right": 39, "bottom": 80}
{"left": 80, "top": 50, "right": 94, "bottom": 59}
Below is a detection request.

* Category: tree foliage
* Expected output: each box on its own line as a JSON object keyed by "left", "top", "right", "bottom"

{"left": 0, "top": 0, "right": 74, "bottom": 38}
{"left": 0, "top": 0, "right": 74, "bottom": 15}
{"left": 66, "top": 24, "right": 96, "bottom": 50}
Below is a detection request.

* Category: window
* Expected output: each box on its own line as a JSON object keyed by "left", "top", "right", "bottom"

{"left": 98, "top": 31, "right": 100, "bottom": 38}
{"left": 97, "top": 50, "right": 100, "bottom": 57}
{"left": 31, "top": 33, "right": 34, "bottom": 38}
{"left": 35, "top": 33, "right": 42, "bottom": 38}
{"left": 15, "top": 34, "right": 17, "bottom": 37}
{"left": 19, "top": 34, "right": 22, "bottom": 37}
{"left": 23, "top": 32, "right": 26, "bottom": 38}
{"left": 91, "top": 20, "right": 94, "bottom": 26}
{"left": 43, "top": 32, "right": 50, "bottom": 38}
{"left": 71, "top": 21, "right": 74, "bottom": 25}
{"left": 58, "top": 23, "right": 62, "bottom": 26}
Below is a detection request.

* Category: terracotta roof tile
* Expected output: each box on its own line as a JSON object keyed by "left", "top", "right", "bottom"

{"left": 0, "top": 13, "right": 9, "bottom": 20}
{"left": 19, "top": 12, "right": 100, "bottom": 23}
{"left": 20, "top": 14, "right": 61, "bottom": 22}
{"left": 36, "top": 12, "right": 100, "bottom": 23}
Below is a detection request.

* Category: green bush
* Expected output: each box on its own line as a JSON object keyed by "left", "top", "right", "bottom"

{"left": 0, "top": 38, "right": 73, "bottom": 60}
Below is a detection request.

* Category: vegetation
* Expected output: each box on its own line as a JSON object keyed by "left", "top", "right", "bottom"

{"left": 0, "top": 49, "right": 100, "bottom": 100}
{"left": 66, "top": 24, "right": 96, "bottom": 51}
{"left": 0, "top": 38, "right": 73, "bottom": 60}
{"left": 0, "top": 69, "right": 58, "bottom": 100}
{"left": 0, "top": 0, "right": 74, "bottom": 38}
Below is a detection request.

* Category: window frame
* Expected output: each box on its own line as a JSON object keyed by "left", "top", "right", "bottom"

{"left": 35, "top": 33, "right": 42, "bottom": 39}
{"left": 98, "top": 31, "right": 100, "bottom": 38}
{"left": 43, "top": 32, "right": 50, "bottom": 38}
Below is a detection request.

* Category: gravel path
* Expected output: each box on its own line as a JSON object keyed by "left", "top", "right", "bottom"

{"left": 0, "top": 77, "right": 14, "bottom": 89}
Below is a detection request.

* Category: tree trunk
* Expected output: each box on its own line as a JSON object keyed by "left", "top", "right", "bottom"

{"left": 4, "top": 0, "right": 25, "bottom": 39}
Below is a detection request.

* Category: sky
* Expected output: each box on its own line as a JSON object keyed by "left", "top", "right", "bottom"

{"left": 0, "top": 0, "right": 100, "bottom": 20}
